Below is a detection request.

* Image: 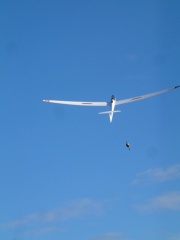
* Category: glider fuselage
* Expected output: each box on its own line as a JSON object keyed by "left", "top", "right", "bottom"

{"left": 110, "top": 95, "right": 116, "bottom": 122}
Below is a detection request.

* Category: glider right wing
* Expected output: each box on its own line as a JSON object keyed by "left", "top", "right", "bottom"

{"left": 115, "top": 86, "right": 179, "bottom": 105}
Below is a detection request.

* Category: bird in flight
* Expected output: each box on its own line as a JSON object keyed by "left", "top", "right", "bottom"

{"left": 126, "top": 141, "right": 130, "bottom": 150}
{"left": 43, "top": 86, "right": 179, "bottom": 123}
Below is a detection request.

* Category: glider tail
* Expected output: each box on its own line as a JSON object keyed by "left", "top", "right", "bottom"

{"left": 98, "top": 110, "right": 121, "bottom": 114}
{"left": 99, "top": 110, "right": 121, "bottom": 123}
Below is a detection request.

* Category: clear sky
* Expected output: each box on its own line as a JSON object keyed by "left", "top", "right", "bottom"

{"left": 0, "top": 1, "right": 180, "bottom": 240}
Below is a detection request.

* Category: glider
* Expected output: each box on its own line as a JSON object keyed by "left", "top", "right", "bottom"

{"left": 43, "top": 85, "right": 179, "bottom": 123}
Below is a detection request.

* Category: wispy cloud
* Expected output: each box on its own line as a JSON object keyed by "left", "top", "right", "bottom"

{"left": 21, "top": 225, "right": 63, "bottom": 237}
{"left": 168, "top": 233, "right": 180, "bottom": 240}
{"left": 125, "top": 53, "right": 139, "bottom": 61}
{"left": 135, "top": 191, "right": 180, "bottom": 211}
{"left": 91, "top": 232, "right": 131, "bottom": 240}
{"left": 132, "top": 164, "right": 180, "bottom": 185}
{"left": 1, "top": 198, "right": 105, "bottom": 236}
{"left": 59, "top": 198, "right": 103, "bottom": 220}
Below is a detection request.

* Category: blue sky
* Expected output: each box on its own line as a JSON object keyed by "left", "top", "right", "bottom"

{"left": 0, "top": 0, "right": 180, "bottom": 239}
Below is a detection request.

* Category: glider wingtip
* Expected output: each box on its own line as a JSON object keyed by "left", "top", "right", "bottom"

{"left": 175, "top": 85, "right": 180, "bottom": 89}
{"left": 43, "top": 100, "right": 50, "bottom": 102}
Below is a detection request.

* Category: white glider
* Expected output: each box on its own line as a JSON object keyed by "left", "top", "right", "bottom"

{"left": 43, "top": 86, "right": 179, "bottom": 122}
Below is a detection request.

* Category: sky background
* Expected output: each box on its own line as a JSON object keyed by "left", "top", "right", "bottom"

{"left": 0, "top": 0, "right": 180, "bottom": 239}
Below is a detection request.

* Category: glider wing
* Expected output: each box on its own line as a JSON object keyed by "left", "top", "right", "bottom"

{"left": 115, "top": 86, "right": 179, "bottom": 105}
{"left": 43, "top": 99, "right": 109, "bottom": 106}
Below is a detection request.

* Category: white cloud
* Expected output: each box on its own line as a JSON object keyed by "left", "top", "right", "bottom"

{"left": 91, "top": 232, "right": 131, "bottom": 240}
{"left": 168, "top": 233, "right": 180, "bottom": 240}
{"left": 132, "top": 164, "right": 180, "bottom": 185}
{"left": 1, "top": 198, "right": 103, "bottom": 229}
{"left": 135, "top": 191, "right": 180, "bottom": 211}
{"left": 21, "top": 225, "right": 63, "bottom": 237}
{"left": 125, "top": 54, "right": 139, "bottom": 61}
{"left": 59, "top": 198, "right": 103, "bottom": 220}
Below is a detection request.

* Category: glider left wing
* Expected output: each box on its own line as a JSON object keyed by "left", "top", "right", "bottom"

{"left": 115, "top": 86, "right": 179, "bottom": 105}
{"left": 43, "top": 99, "right": 109, "bottom": 106}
